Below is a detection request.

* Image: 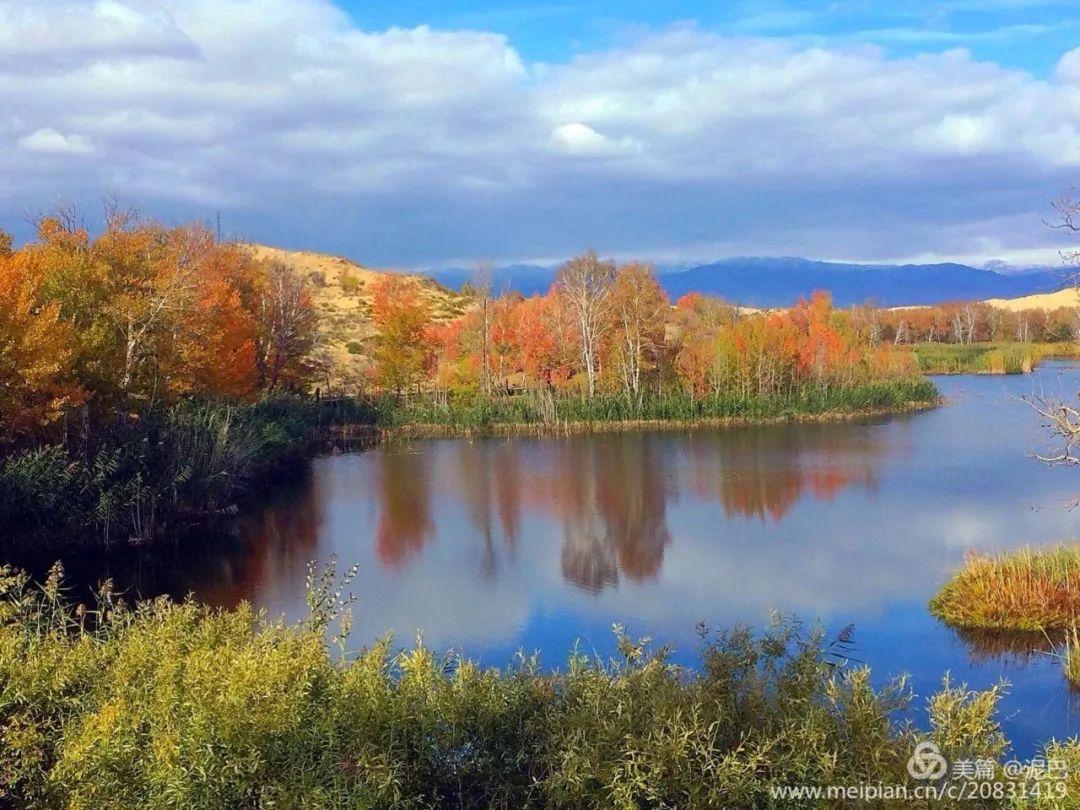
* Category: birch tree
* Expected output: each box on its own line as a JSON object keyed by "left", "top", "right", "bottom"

{"left": 610, "top": 262, "right": 668, "bottom": 403}
{"left": 555, "top": 251, "right": 615, "bottom": 397}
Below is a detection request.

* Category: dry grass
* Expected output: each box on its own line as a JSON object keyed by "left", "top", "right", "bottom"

{"left": 930, "top": 545, "right": 1080, "bottom": 631}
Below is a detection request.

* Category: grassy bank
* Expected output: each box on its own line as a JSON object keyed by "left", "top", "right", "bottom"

{"left": 0, "top": 564, "right": 1024, "bottom": 809}
{"left": 0, "top": 395, "right": 373, "bottom": 550}
{"left": 370, "top": 378, "right": 941, "bottom": 434}
{"left": 929, "top": 545, "right": 1080, "bottom": 632}
{"left": 914, "top": 342, "right": 1080, "bottom": 375}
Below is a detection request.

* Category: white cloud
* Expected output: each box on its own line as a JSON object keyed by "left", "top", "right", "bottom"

{"left": 2, "top": 0, "right": 1080, "bottom": 265}
{"left": 549, "top": 122, "right": 637, "bottom": 158}
{"left": 17, "top": 127, "right": 94, "bottom": 155}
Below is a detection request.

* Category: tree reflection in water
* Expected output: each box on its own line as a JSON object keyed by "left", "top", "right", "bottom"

{"left": 359, "top": 422, "right": 897, "bottom": 592}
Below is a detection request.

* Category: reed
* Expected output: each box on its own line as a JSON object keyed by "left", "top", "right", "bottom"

{"left": 929, "top": 545, "right": 1080, "bottom": 631}
{"left": 371, "top": 378, "right": 940, "bottom": 432}
{"left": 1066, "top": 627, "right": 1080, "bottom": 686}
{"left": 0, "top": 393, "right": 365, "bottom": 551}
{"left": 914, "top": 342, "right": 1080, "bottom": 375}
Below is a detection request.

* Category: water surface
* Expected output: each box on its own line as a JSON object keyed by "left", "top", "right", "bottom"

{"left": 38, "top": 363, "right": 1080, "bottom": 754}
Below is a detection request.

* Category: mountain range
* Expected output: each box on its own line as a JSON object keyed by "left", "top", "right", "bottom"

{"left": 426, "top": 257, "right": 1073, "bottom": 308}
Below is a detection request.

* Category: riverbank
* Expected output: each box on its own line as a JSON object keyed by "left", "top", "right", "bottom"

{"left": 0, "top": 564, "right": 1040, "bottom": 809}
{"left": 366, "top": 398, "right": 941, "bottom": 440}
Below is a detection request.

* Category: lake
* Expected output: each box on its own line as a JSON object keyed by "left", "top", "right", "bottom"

{"left": 34, "top": 362, "right": 1080, "bottom": 755}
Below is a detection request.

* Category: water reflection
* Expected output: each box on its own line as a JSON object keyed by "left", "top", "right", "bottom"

{"left": 375, "top": 447, "right": 434, "bottom": 568}
{"left": 951, "top": 627, "right": 1064, "bottom": 665}
{"left": 355, "top": 426, "right": 895, "bottom": 591}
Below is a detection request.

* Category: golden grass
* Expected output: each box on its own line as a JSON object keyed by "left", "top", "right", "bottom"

{"left": 930, "top": 545, "right": 1080, "bottom": 631}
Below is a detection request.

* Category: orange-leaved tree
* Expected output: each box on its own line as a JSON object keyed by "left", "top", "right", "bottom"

{"left": 0, "top": 235, "right": 84, "bottom": 437}
{"left": 371, "top": 275, "right": 432, "bottom": 396}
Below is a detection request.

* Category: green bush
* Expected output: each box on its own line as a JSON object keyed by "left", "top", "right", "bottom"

{"left": 0, "top": 564, "right": 1021, "bottom": 809}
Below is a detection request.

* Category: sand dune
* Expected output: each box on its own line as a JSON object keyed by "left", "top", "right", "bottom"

{"left": 984, "top": 287, "right": 1080, "bottom": 312}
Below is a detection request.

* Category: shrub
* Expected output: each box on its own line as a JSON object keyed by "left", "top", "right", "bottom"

{"left": 0, "top": 565, "right": 1018, "bottom": 809}
{"left": 339, "top": 270, "right": 362, "bottom": 296}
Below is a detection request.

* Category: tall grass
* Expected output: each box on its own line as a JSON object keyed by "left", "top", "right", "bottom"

{"left": 0, "top": 394, "right": 369, "bottom": 550}
{"left": 929, "top": 545, "right": 1080, "bottom": 631}
{"left": 1066, "top": 628, "right": 1080, "bottom": 687}
{"left": 914, "top": 342, "right": 1080, "bottom": 375}
{"left": 0, "top": 564, "right": 1016, "bottom": 809}
{"left": 373, "top": 379, "right": 940, "bottom": 431}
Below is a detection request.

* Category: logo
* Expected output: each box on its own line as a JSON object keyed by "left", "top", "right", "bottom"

{"left": 907, "top": 741, "right": 948, "bottom": 781}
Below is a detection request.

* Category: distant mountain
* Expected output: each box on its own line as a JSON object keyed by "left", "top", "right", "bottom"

{"left": 426, "top": 257, "right": 1070, "bottom": 308}
{"left": 426, "top": 264, "right": 558, "bottom": 297}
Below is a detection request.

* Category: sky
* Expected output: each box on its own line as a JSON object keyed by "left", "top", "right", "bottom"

{"left": 4, "top": 0, "right": 1080, "bottom": 269}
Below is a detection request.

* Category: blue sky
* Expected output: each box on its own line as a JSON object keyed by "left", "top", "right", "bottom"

{"left": 3, "top": 0, "right": 1080, "bottom": 267}
{"left": 343, "top": 0, "right": 1079, "bottom": 74}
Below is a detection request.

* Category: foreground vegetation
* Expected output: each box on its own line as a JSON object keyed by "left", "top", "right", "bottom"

{"left": 914, "top": 342, "right": 1080, "bottom": 375}
{"left": 1, "top": 564, "right": 1058, "bottom": 809}
{"left": 929, "top": 546, "right": 1080, "bottom": 632}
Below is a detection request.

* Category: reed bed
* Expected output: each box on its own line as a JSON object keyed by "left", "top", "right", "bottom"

{"left": 929, "top": 545, "right": 1080, "bottom": 631}
{"left": 371, "top": 378, "right": 940, "bottom": 434}
{"left": 914, "top": 342, "right": 1080, "bottom": 375}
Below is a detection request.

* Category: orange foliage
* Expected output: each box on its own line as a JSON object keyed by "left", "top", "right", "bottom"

{"left": 0, "top": 248, "right": 84, "bottom": 436}
{"left": 371, "top": 275, "right": 432, "bottom": 393}
{"left": 0, "top": 212, "right": 316, "bottom": 440}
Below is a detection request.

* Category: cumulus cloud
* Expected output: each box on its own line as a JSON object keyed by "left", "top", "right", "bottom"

{"left": 2, "top": 0, "right": 1080, "bottom": 265}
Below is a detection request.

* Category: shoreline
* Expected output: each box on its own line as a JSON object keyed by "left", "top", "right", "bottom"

{"left": 329, "top": 397, "right": 942, "bottom": 441}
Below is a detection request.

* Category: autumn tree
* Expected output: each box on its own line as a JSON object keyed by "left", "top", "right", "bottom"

{"left": 609, "top": 262, "right": 668, "bottom": 402}
{"left": 252, "top": 261, "right": 318, "bottom": 390}
{"left": 0, "top": 245, "right": 83, "bottom": 437}
{"left": 555, "top": 251, "right": 616, "bottom": 397}
{"left": 175, "top": 241, "right": 260, "bottom": 397}
{"left": 472, "top": 264, "right": 494, "bottom": 395}
{"left": 371, "top": 275, "right": 432, "bottom": 396}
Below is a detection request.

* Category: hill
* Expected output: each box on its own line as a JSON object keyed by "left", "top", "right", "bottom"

{"left": 242, "top": 244, "right": 467, "bottom": 388}
{"left": 428, "top": 257, "right": 1069, "bottom": 308}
